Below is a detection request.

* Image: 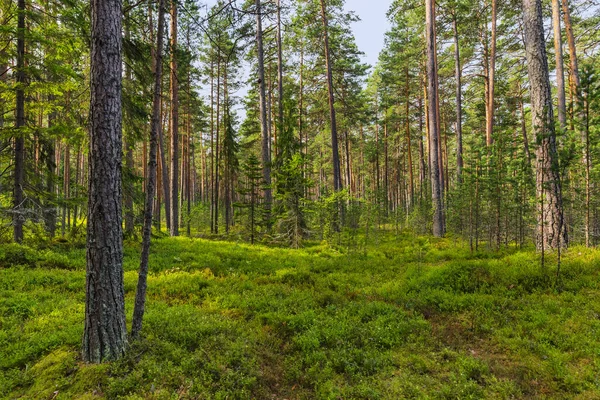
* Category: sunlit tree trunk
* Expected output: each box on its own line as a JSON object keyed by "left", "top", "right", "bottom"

{"left": 426, "top": 0, "right": 445, "bottom": 237}
{"left": 523, "top": 0, "right": 567, "bottom": 250}
{"left": 552, "top": 0, "right": 567, "bottom": 131}
{"left": 169, "top": 0, "right": 179, "bottom": 236}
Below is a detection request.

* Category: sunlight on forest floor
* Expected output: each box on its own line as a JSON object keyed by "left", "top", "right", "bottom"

{"left": 1, "top": 234, "right": 600, "bottom": 399}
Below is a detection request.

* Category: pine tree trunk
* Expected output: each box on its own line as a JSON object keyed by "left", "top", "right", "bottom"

{"left": 562, "top": 0, "right": 590, "bottom": 246}
{"left": 215, "top": 55, "right": 221, "bottom": 234}
{"left": 552, "top": 0, "right": 567, "bottom": 131}
{"left": 14, "top": 0, "right": 26, "bottom": 243}
{"left": 44, "top": 101, "right": 57, "bottom": 237}
{"left": 276, "top": 0, "right": 284, "bottom": 150}
{"left": 255, "top": 0, "right": 272, "bottom": 219}
{"left": 169, "top": 0, "right": 179, "bottom": 236}
{"left": 486, "top": 0, "right": 497, "bottom": 147}
{"left": 453, "top": 13, "right": 463, "bottom": 183}
{"left": 124, "top": 10, "right": 135, "bottom": 237}
{"left": 426, "top": 0, "right": 445, "bottom": 237}
{"left": 132, "top": 0, "right": 165, "bottom": 340}
{"left": 158, "top": 96, "right": 170, "bottom": 231}
{"left": 523, "top": 0, "right": 567, "bottom": 250}
{"left": 83, "top": 0, "right": 127, "bottom": 362}
{"left": 403, "top": 70, "right": 414, "bottom": 208}
{"left": 320, "top": 0, "right": 342, "bottom": 193}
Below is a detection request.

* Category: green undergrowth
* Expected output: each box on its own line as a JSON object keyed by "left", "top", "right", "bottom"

{"left": 1, "top": 233, "right": 600, "bottom": 399}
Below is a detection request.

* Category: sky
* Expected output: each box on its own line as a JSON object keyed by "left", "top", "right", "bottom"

{"left": 200, "top": 0, "right": 391, "bottom": 69}
{"left": 344, "top": 0, "right": 391, "bottom": 69}
{"left": 198, "top": 0, "right": 392, "bottom": 115}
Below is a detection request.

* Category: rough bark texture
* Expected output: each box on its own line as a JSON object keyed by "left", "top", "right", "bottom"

{"left": 83, "top": 0, "right": 127, "bottom": 363}
{"left": 523, "top": 0, "right": 567, "bottom": 250}
{"left": 255, "top": 0, "right": 272, "bottom": 215}
{"left": 131, "top": 0, "right": 166, "bottom": 339}
{"left": 426, "top": 0, "right": 445, "bottom": 237}
{"left": 170, "top": 0, "right": 179, "bottom": 236}
{"left": 14, "top": 0, "right": 26, "bottom": 243}
{"left": 320, "top": 0, "right": 342, "bottom": 192}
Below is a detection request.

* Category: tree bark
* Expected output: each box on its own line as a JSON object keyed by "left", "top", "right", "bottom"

{"left": 276, "top": 0, "right": 284, "bottom": 154}
{"left": 83, "top": 0, "right": 127, "bottom": 362}
{"left": 124, "top": 8, "right": 135, "bottom": 237}
{"left": 453, "top": 12, "right": 463, "bottom": 183}
{"left": 562, "top": 0, "right": 590, "bottom": 246}
{"left": 14, "top": 0, "right": 26, "bottom": 243}
{"left": 169, "top": 0, "right": 179, "bottom": 236}
{"left": 426, "top": 0, "right": 445, "bottom": 237}
{"left": 405, "top": 67, "right": 414, "bottom": 206}
{"left": 552, "top": 0, "right": 567, "bottom": 131}
{"left": 486, "top": 0, "right": 497, "bottom": 147}
{"left": 320, "top": 0, "right": 342, "bottom": 193}
{"left": 131, "top": 0, "right": 166, "bottom": 340}
{"left": 255, "top": 0, "right": 272, "bottom": 219}
{"left": 523, "top": 0, "right": 567, "bottom": 250}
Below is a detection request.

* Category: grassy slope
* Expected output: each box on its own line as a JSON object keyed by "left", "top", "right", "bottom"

{"left": 1, "top": 234, "right": 600, "bottom": 399}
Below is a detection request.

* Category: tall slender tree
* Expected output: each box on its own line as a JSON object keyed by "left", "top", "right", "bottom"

{"left": 320, "top": 0, "right": 342, "bottom": 193}
{"left": 170, "top": 0, "right": 180, "bottom": 236}
{"left": 132, "top": 0, "right": 166, "bottom": 339}
{"left": 426, "top": 0, "right": 445, "bottom": 237}
{"left": 255, "top": 0, "right": 272, "bottom": 220}
{"left": 14, "top": 0, "right": 26, "bottom": 243}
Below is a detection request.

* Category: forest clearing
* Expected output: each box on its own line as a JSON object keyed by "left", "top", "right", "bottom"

{"left": 2, "top": 234, "right": 600, "bottom": 398}
{"left": 2, "top": 0, "right": 600, "bottom": 397}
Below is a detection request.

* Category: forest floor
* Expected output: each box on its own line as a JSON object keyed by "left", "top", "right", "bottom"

{"left": 1, "top": 232, "right": 600, "bottom": 399}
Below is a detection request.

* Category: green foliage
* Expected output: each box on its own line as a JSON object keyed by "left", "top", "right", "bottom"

{"left": 274, "top": 154, "right": 311, "bottom": 248}
{"left": 2, "top": 235, "right": 600, "bottom": 398}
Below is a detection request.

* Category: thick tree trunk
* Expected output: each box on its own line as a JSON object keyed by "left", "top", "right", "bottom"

{"left": 169, "top": 0, "right": 179, "bottom": 236}
{"left": 523, "top": 0, "right": 567, "bottom": 250}
{"left": 426, "top": 0, "right": 445, "bottom": 237}
{"left": 131, "top": 0, "right": 165, "bottom": 340}
{"left": 83, "top": 0, "right": 127, "bottom": 363}
{"left": 320, "top": 0, "right": 342, "bottom": 193}
{"left": 14, "top": 0, "right": 26, "bottom": 243}
{"left": 255, "top": 0, "right": 272, "bottom": 219}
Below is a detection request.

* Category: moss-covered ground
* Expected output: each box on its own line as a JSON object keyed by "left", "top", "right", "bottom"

{"left": 1, "top": 233, "right": 600, "bottom": 399}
